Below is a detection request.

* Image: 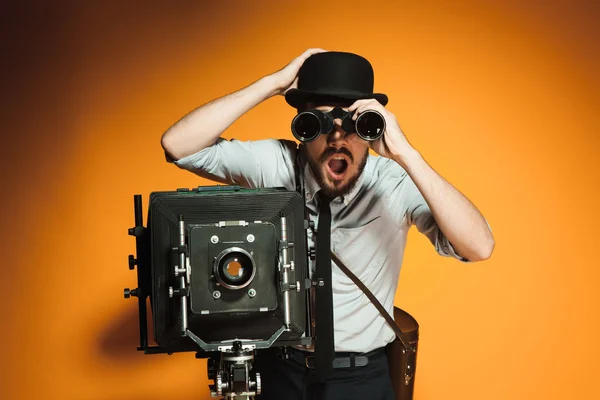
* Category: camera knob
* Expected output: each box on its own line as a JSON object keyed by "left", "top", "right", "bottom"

{"left": 124, "top": 288, "right": 138, "bottom": 298}
{"left": 207, "top": 358, "right": 218, "bottom": 380}
{"left": 128, "top": 255, "right": 137, "bottom": 270}
{"left": 304, "top": 220, "right": 315, "bottom": 229}
{"left": 255, "top": 372, "right": 262, "bottom": 395}
{"left": 308, "top": 247, "right": 316, "bottom": 260}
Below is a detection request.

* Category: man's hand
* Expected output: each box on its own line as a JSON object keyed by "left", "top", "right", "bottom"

{"left": 269, "top": 48, "right": 327, "bottom": 96}
{"left": 348, "top": 99, "right": 416, "bottom": 166}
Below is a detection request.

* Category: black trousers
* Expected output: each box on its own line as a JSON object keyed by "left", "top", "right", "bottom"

{"left": 254, "top": 347, "right": 395, "bottom": 400}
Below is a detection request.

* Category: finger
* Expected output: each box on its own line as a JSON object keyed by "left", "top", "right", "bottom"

{"left": 351, "top": 103, "right": 366, "bottom": 120}
{"left": 348, "top": 99, "right": 372, "bottom": 112}
{"left": 354, "top": 101, "right": 387, "bottom": 121}
{"left": 301, "top": 48, "right": 327, "bottom": 59}
{"left": 289, "top": 48, "right": 327, "bottom": 70}
{"left": 362, "top": 100, "right": 386, "bottom": 114}
{"left": 352, "top": 106, "right": 367, "bottom": 121}
{"left": 352, "top": 104, "right": 370, "bottom": 121}
{"left": 353, "top": 103, "right": 375, "bottom": 119}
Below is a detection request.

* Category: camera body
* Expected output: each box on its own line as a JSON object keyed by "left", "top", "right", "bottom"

{"left": 126, "top": 186, "right": 313, "bottom": 398}
{"left": 144, "top": 186, "right": 310, "bottom": 351}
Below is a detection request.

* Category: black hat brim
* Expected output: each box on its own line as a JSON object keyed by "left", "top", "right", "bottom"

{"left": 285, "top": 88, "right": 388, "bottom": 108}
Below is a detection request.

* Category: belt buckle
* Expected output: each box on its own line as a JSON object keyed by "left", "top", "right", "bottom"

{"left": 305, "top": 355, "right": 314, "bottom": 369}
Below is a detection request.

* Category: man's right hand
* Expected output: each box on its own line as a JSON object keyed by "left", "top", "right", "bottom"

{"left": 270, "top": 48, "right": 327, "bottom": 96}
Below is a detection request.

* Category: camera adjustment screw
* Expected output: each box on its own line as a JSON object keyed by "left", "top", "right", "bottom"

{"left": 210, "top": 235, "right": 219, "bottom": 244}
{"left": 256, "top": 372, "right": 262, "bottom": 394}
{"left": 308, "top": 247, "right": 316, "bottom": 260}
{"left": 247, "top": 234, "right": 255, "bottom": 243}
{"left": 213, "top": 290, "right": 221, "bottom": 299}
{"left": 216, "top": 373, "right": 223, "bottom": 397}
{"left": 168, "top": 287, "right": 174, "bottom": 298}
{"left": 174, "top": 265, "right": 186, "bottom": 276}
{"left": 248, "top": 288, "right": 256, "bottom": 298}
{"left": 290, "top": 261, "right": 295, "bottom": 271}
{"left": 128, "top": 255, "right": 137, "bottom": 270}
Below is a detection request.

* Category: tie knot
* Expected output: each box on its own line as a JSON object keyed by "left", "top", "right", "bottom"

{"left": 317, "top": 191, "right": 332, "bottom": 208}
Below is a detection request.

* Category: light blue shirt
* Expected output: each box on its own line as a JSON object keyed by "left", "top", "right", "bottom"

{"left": 174, "top": 138, "right": 469, "bottom": 353}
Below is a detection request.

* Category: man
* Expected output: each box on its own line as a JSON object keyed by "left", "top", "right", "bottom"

{"left": 161, "top": 49, "right": 494, "bottom": 400}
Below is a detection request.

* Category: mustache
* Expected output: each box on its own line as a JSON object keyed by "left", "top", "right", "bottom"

{"left": 320, "top": 147, "right": 354, "bottom": 163}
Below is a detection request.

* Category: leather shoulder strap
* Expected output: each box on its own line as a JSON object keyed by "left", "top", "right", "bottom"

{"left": 331, "top": 251, "right": 413, "bottom": 349}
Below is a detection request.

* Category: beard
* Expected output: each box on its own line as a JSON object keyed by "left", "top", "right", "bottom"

{"left": 307, "top": 147, "right": 369, "bottom": 199}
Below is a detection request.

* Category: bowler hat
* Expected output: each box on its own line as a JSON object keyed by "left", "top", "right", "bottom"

{"left": 285, "top": 51, "right": 388, "bottom": 108}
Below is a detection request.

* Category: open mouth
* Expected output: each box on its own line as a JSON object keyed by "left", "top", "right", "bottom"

{"left": 326, "top": 155, "right": 349, "bottom": 180}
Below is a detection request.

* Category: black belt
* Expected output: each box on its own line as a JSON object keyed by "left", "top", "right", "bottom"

{"left": 287, "top": 347, "right": 385, "bottom": 369}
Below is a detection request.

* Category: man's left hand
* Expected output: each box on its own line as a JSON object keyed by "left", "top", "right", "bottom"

{"left": 348, "top": 99, "right": 415, "bottom": 165}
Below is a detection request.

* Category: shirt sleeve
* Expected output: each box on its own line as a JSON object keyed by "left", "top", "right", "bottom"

{"left": 388, "top": 167, "right": 471, "bottom": 263}
{"left": 170, "top": 138, "right": 298, "bottom": 190}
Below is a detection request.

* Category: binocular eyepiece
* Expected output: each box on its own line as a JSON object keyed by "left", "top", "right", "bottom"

{"left": 291, "top": 107, "right": 385, "bottom": 143}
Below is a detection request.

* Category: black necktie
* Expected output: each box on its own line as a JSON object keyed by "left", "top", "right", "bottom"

{"left": 315, "top": 193, "right": 334, "bottom": 380}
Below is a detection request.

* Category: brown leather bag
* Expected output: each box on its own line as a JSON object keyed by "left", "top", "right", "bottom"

{"left": 332, "top": 252, "right": 419, "bottom": 400}
{"left": 386, "top": 307, "right": 419, "bottom": 400}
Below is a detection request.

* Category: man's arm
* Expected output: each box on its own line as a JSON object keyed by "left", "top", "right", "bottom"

{"left": 350, "top": 99, "right": 495, "bottom": 262}
{"left": 397, "top": 149, "right": 494, "bottom": 262}
{"left": 161, "top": 48, "right": 326, "bottom": 161}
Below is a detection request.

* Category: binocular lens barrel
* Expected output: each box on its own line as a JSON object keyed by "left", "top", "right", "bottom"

{"left": 291, "top": 112, "right": 322, "bottom": 142}
{"left": 355, "top": 111, "right": 386, "bottom": 141}
{"left": 291, "top": 109, "right": 385, "bottom": 142}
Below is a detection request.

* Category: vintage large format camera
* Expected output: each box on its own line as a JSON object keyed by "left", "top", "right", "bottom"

{"left": 125, "top": 185, "right": 312, "bottom": 399}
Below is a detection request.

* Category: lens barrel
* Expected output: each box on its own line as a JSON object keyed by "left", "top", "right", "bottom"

{"left": 355, "top": 110, "right": 385, "bottom": 141}
{"left": 291, "top": 111, "right": 323, "bottom": 142}
{"left": 213, "top": 247, "right": 256, "bottom": 290}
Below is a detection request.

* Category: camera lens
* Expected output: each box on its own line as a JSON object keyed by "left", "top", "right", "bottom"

{"left": 356, "top": 110, "right": 385, "bottom": 141}
{"left": 214, "top": 247, "right": 256, "bottom": 290}
{"left": 291, "top": 112, "right": 321, "bottom": 142}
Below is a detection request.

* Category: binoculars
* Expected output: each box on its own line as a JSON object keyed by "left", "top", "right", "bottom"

{"left": 291, "top": 107, "right": 386, "bottom": 143}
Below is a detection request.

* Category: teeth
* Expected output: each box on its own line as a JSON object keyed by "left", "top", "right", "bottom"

{"left": 333, "top": 156, "right": 345, "bottom": 160}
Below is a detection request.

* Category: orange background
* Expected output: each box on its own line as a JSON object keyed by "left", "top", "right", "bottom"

{"left": 1, "top": 1, "right": 598, "bottom": 399}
